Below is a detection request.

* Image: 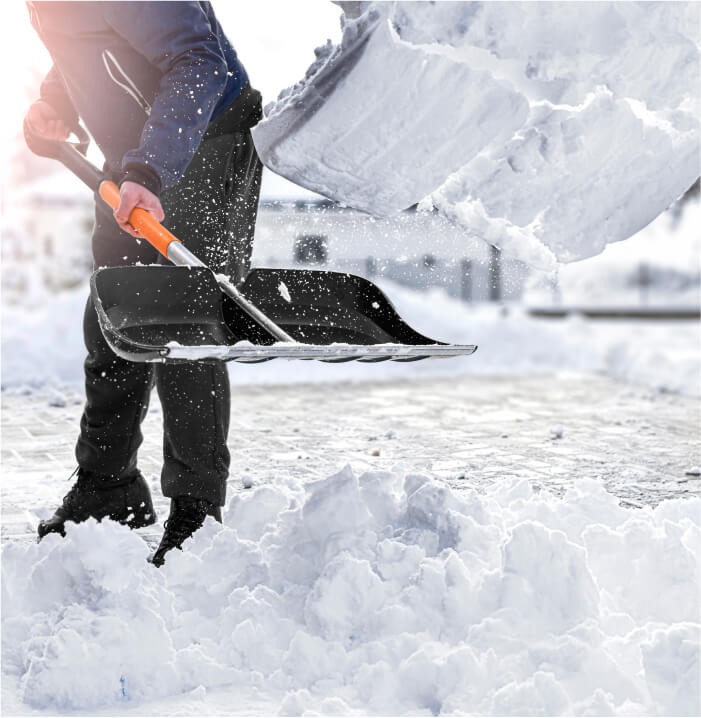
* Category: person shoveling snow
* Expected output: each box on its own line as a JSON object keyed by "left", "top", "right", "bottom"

{"left": 25, "top": 0, "right": 263, "bottom": 566}
{"left": 23, "top": 1, "right": 476, "bottom": 567}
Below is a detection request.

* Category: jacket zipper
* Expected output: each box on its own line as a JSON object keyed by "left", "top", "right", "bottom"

{"left": 102, "top": 49, "right": 152, "bottom": 116}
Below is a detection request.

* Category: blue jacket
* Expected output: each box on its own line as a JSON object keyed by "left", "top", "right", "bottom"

{"left": 29, "top": 1, "right": 249, "bottom": 195}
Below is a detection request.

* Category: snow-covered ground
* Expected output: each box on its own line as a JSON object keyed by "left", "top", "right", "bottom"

{"left": 253, "top": 2, "right": 700, "bottom": 269}
{"left": 2, "top": 281, "right": 700, "bottom": 715}
{"left": 2, "top": 367, "right": 701, "bottom": 716}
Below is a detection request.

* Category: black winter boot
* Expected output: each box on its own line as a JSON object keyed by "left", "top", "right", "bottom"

{"left": 37, "top": 469, "right": 157, "bottom": 540}
{"left": 150, "top": 496, "right": 221, "bottom": 567}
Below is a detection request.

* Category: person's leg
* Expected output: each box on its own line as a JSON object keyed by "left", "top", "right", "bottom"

{"left": 156, "top": 85, "right": 263, "bottom": 509}
{"left": 39, "top": 200, "right": 160, "bottom": 539}
{"left": 75, "top": 200, "right": 160, "bottom": 480}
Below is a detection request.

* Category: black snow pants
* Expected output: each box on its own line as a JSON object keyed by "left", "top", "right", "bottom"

{"left": 75, "top": 84, "right": 263, "bottom": 507}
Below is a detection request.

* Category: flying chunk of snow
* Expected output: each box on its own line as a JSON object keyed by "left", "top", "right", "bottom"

{"left": 550, "top": 425, "right": 565, "bottom": 440}
{"left": 278, "top": 281, "right": 292, "bottom": 303}
{"left": 253, "top": 2, "right": 700, "bottom": 268}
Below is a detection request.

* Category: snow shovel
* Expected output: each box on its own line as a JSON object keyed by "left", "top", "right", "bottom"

{"left": 27, "top": 126, "right": 477, "bottom": 363}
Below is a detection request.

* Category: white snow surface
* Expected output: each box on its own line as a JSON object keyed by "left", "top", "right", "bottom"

{"left": 3, "top": 468, "right": 699, "bottom": 715}
{"left": 252, "top": 2, "right": 700, "bottom": 268}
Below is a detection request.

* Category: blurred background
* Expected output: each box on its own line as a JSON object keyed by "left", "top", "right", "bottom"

{"left": 2, "top": 0, "right": 699, "bottom": 395}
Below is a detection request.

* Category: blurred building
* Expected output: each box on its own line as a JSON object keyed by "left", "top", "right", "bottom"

{"left": 253, "top": 197, "right": 528, "bottom": 303}
{"left": 253, "top": 169, "right": 528, "bottom": 302}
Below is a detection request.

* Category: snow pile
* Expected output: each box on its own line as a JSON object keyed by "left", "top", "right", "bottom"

{"left": 3, "top": 469, "right": 699, "bottom": 715}
{"left": 253, "top": 2, "right": 700, "bottom": 268}
{"left": 606, "top": 337, "right": 701, "bottom": 397}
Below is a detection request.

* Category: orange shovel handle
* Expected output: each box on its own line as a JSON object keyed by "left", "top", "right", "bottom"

{"left": 98, "top": 180, "right": 181, "bottom": 259}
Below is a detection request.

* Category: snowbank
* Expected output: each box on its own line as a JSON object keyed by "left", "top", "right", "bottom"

{"left": 253, "top": 2, "right": 700, "bottom": 268}
{"left": 524, "top": 196, "right": 701, "bottom": 308}
{"left": 1, "top": 284, "right": 87, "bottom": 390}
{"left": 3, "top": 468, "right": 699, "bottom": 715}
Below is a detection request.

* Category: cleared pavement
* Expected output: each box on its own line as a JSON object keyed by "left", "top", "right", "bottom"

{"left": 2, "top": 371, "right": 699, "bottom": 542}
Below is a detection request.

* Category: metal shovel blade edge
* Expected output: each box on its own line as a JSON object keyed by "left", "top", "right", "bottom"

{"left": 90, "top": 265, "right": 477, "bottom": 363}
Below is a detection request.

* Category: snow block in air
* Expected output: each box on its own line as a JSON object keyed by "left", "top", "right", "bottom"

{"left": 253, "top": 2, "right": 700, "bottom": 269}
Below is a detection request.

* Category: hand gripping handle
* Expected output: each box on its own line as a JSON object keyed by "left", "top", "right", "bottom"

{"left": 97, "top": 181, "right": 181, "bottom": 259}
{"left": 23, "top": 118, "right": 90, "bottom": 159}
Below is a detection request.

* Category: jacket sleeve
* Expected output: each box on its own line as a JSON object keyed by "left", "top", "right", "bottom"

{"left": 103, "top": 1, "right": 230, "bottom": 194}
{"left": 40, "top": 65, "right": 81, "bottom": 131}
